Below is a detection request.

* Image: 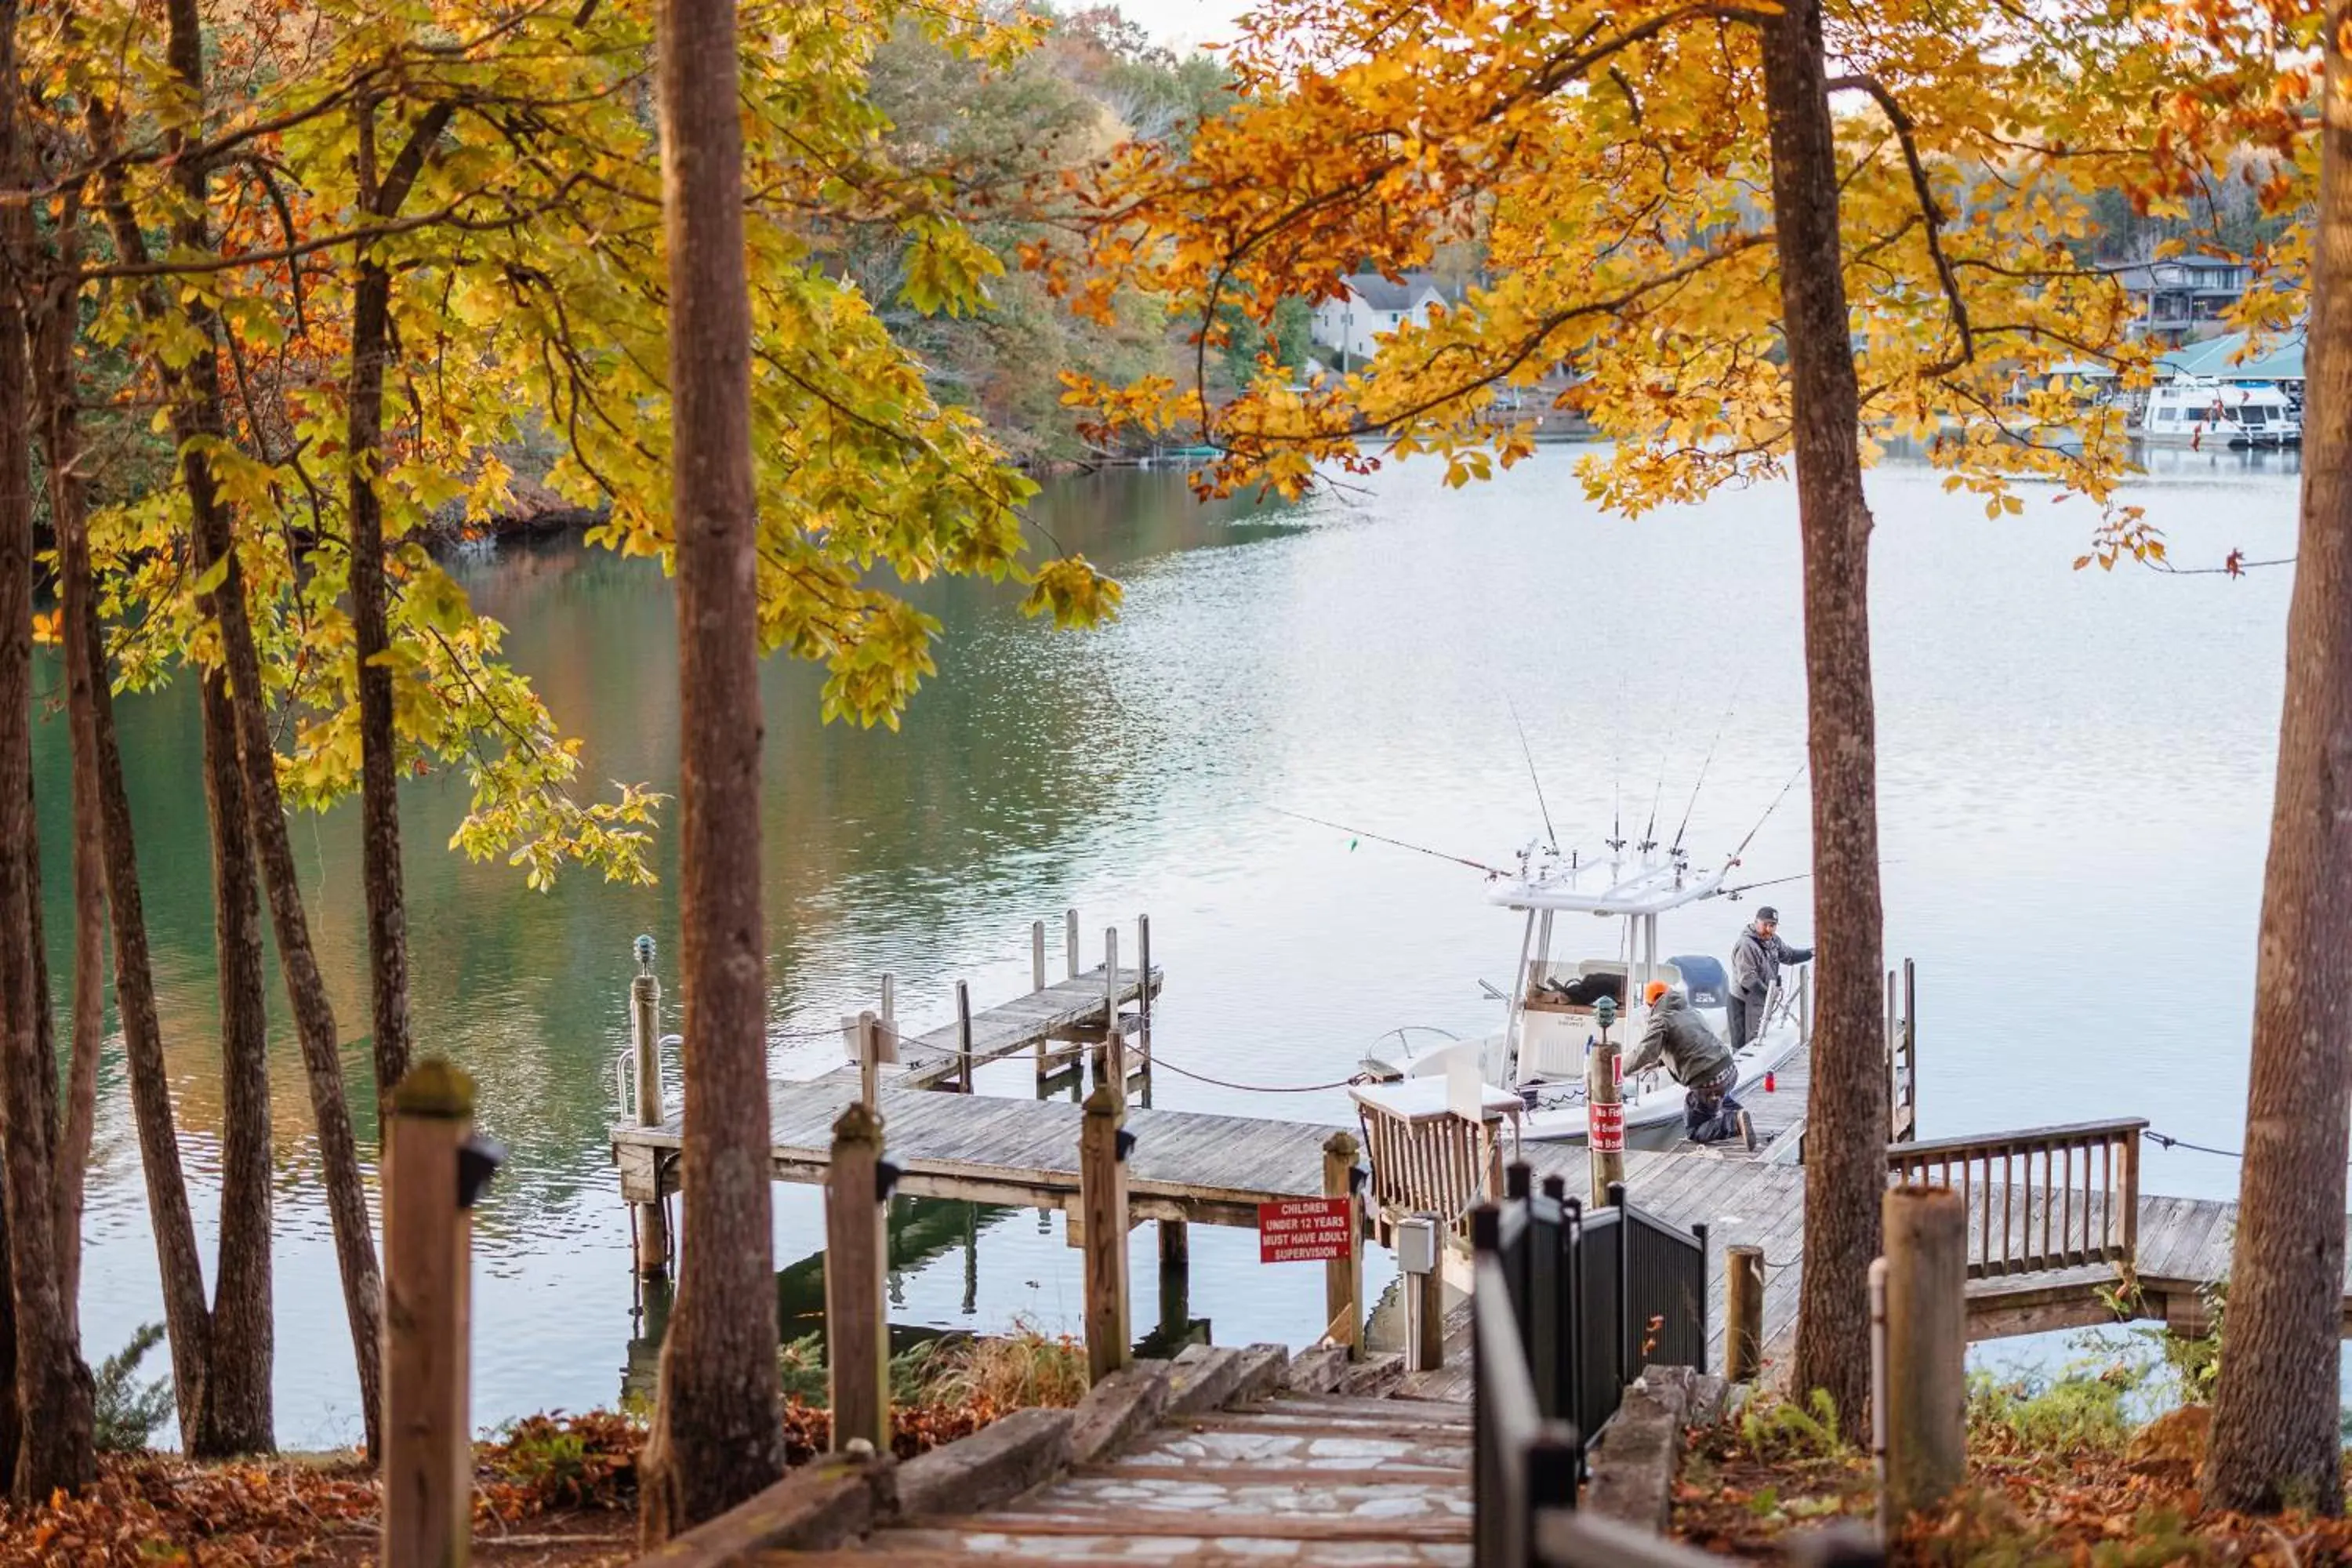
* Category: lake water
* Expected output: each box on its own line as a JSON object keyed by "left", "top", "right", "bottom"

{"left": 37, "top": 442, "right": 2306, "bottom": 1447}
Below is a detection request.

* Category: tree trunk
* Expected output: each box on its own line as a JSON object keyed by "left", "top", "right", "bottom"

{"left": 1759, "top": 0, "right": 1887, "bottom": 1443}
{"left": 34, "top": 241, "right": 111, "bottom": 1345}
{"left": 636, "top": 0, "right": 786, "bottom": 1538}
{"left": 34, "top": 242, "right": 246, "bottom": 1449}
{"left": 350, "top": 240, "right": 413, "bottom": 1104}
{"left": 0, "top": 24, "right": 95, "bottom": 1485}
{"left": 158, "top": 0, "right": 380, "bottom": 1456}
{"left": 85, "top": 93, "right": 277, "bottom": 1460}
{"left": 2201, "top": 3, "right": 2352, "bottom": 1518}
{"left": 181, "top": 334, "right": 385, "bottom": 1461}
{"left": 348, "top": 96, "right": 452, "bottom": 1105}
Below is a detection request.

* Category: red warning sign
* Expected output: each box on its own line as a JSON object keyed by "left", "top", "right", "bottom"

{"left": 1258, "top": 1196, "right": 1355, "bottom": 1263}
{"left": 1589, "top": 1101, "right": 1625, "bottom": 1153}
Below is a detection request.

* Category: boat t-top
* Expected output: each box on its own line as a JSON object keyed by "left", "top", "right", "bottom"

{"left": 1356, "top": 841, "right": 1811, "bottom": 1146}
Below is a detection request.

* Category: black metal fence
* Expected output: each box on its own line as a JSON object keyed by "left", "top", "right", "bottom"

{"left": 1472, "top": 1167, "right": 1711, "bottom": 1467}
{"left": 1470, "top": 1166, "right": 1878, "bottom": 1568}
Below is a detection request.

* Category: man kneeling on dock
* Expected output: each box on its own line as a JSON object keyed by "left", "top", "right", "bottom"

{"left": 1630, "top": 980, "right": 1755, "bottom": 1150}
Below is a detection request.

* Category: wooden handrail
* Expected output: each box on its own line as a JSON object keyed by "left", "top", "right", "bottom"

{"left": 1885, "top": 1120, "right": 2143, "bottom": 1281}
{"left": 1890, "top": 1118, "right": 2147, "bottom": 1163}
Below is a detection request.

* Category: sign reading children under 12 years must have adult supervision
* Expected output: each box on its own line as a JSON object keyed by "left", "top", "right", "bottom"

{"left": 1258, "top": 1196, "right": 1354, "bottom": 1264}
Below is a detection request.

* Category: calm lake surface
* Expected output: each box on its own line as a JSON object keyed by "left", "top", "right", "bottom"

{"left": 38, "top": 443, "right": 2304, "bottom": 1446}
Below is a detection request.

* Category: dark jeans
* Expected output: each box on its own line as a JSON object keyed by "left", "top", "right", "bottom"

{"left": 1725, "top": 993, "right": 1762, "bottom": 1051}
{"left": 1684, "top": 1062, "right": 1744, "bottom": 1142}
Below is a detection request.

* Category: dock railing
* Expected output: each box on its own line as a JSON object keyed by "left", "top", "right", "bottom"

{"left": 1885, "top": 1118, "right": 2143, "bottom": 1279}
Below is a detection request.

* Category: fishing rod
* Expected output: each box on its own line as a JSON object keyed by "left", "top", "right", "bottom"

{"left": 1639, "top": 680, "right": 1685, "bottom": 854}
{"left": 1720, "top": 870, "right": 1814, "bottom": 899}
{"left": 1720, "top": 861, "right": 1901, "bottom": 901}
{"left": 1505, "top": 695, "right": 1559, "bottom": 855}
{"left": 1606, "top": 672, "right": 1628, "bottom": 855}
{"left": 1726, "top": 761, "right": 1807, "bottom": 869}
{"left": 1671, "top": 673, "right": 1748, "bottom": 860}
{"left": 1269, "top": 807, "right": 1509, "bottom": 877}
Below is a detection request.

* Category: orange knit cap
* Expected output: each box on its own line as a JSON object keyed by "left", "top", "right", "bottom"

{"left": 1644, "top": 980, "right": 1670, "bottom": 1006}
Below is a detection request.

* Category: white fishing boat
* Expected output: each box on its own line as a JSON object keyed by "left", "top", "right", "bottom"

{"left": 1356, "top": 844, "right": 1810, "bottom": 1146}
{"left": 2131, "top": 376, "right": 2301, "bottom": 448}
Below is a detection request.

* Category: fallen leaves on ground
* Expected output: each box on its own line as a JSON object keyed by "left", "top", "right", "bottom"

{"left": 0, "top": 1396, "right": 1009, "bottom": 1566}
{"left": 1674, "top": 1399, "right": 2352, "bottom": 1565}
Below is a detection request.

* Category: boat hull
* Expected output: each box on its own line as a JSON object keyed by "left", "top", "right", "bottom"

{"left": 1363, "top": 1006, "right": 1807, "bottom": 1145}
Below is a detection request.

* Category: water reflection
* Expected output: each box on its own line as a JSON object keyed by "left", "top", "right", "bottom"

{"left": 39, "top": 453, "right": 2301, "bottom": 1445}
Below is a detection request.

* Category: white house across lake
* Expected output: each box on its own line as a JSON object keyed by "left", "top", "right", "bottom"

{"left": 1310, "top": 270, "right": 1452, "bottom": 368}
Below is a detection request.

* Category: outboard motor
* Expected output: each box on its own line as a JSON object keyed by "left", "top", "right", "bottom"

{"left": 1669, "top": 953, "right": 1730, "bottom": 1008}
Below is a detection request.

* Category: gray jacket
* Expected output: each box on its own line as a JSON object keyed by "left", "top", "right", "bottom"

{"left": 1731, "top": 926, "right": 1813, "bottom": 1005}
{"left": 1626, "top": 991, "right": 1732, "bottom": 1087}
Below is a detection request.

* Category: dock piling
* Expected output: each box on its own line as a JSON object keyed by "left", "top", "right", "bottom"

{"left": 1066, "top": 908, "right": 1080, "bottom": 981}
{"left": 956, "top": 981, "right": 975, "bottom": 1094}
{"left": 630, "top": 939, "right": 667, "bottom": 1278}
{"left": 1032, "top": 920, "right": 1047, "bottom": 993}
{"left": 857, "top": 1011, "right": 880, "bottom": 1114}
{"left": 1104, "top": 925, "right": 1122, "bottom": 1087}
{"left": 826, "top": 1102, "right": 892, "bottom": 1454}
{"left": 1080, "top": 1081, "right": 1133, "bottom": 1383}
{"left": 1323, "top": 1131, "right": 1365, "bottom": 1360}
{"left": 1138, "top": 914, "right": 1153, "bottom": 1070}
{"left": 1588, "top": 1013, "right": 1625, "bottom": 1208}
{"left": 1157, "top": 1218, "right": 1189, "bottom": 1345}
{"left": 1727, "top": 1244, "right": 1765, "bottom": 1382}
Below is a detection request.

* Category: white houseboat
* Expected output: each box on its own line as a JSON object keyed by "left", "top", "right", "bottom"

{"left": 2132, "top": 376, "right": 2301, "bottom": 448}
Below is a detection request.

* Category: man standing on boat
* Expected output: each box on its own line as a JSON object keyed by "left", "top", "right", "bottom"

{"left": 1727, "top": 906, "right": 1813, "bottom": 1050}
{"left": 1631, "top": 980, "right": 1752, "bottom": 1148}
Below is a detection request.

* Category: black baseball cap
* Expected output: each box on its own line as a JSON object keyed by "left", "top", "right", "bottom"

{"left": 1755, "top": 906, "right": 1779, "bottom": 924}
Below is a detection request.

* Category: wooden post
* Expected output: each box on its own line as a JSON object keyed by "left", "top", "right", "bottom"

{"left": 1066, "top": 907, "right": 1080, "bottom": 980}
{"left": 1079, "top": 1081, "right": 1131, "bottom": 1383}
{"left": 1323, "top": 1131, "right": 1365, "bottom": 1359}
{"left": 1157, "top": 1218, "right": 1189, "bottom": 1343}
{"left": 1900, "top": 957, "right": 1918, "bottom": 1138}
{"left": 382, "top": 1059, "right": 476, "bottom": 1568}
{"left": 1399, "top": 1214, "right": 1443, "bottom": 1373}
{"left": 630, "top": 942, "right": 667, "bottom": 1279}
{"left": 1103, "top": 925, "right": 1123, "bottom": 1088}
{"left": 881, "top": 971, "right": 895, "bottom": 1035}
{"left": 826, "top": 1102, "right": 891, "bottom": 1454}
{"left": 1885, "top": 969, "right": 1899, "bottom": 1140}
{"left": 956, "top": 980, "right": 975, "bottom": 1094}
{"left": 1726, "top": 1244, "right": 1765, "bottom": 1382}
{"left": 857, "top": 1011, "right": 880, "bottom": 1114}
{"left": 1880, "top": 1184, "right": 1966, "bottom": 1531}
{"left": 1033, "top": 920, "right": 1047, "bottom": 993}
{"left": 1137, "top": 914, "right": 1152, "bottom": 1066}
{"left": 1588, "top": 1025, "right": 1624, "bottom": 1209}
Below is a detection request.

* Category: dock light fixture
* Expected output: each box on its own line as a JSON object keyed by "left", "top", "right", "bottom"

{"left": 458, "top": 1133, "right": 506, "bottom": 1210}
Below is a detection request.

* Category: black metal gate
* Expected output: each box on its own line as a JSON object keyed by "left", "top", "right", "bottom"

{"left": 1472, "top": 1169, "right": 1711, "bottom": 1470}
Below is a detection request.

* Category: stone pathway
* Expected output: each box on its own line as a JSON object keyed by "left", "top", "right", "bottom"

{"left": 777, "top": 1386, "right": 1472, "bottom": 1565}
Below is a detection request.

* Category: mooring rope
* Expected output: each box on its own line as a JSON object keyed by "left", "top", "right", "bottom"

{"left": 1141, "top": 1054, "right": 1366, "bottom": 1094}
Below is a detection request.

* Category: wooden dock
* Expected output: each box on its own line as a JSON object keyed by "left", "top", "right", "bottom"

{"left": 611, "top": 940, "right": 2324, "bottom": 1374}
{"left": 884, "top": 961, "right": 1163, "bottom": 1091}
{"left": 617, "top": 1069, "right": 1339, "bottom": 1229}
{"left": 612, "top": 1064, "right": 2324, "bottom": 1363}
